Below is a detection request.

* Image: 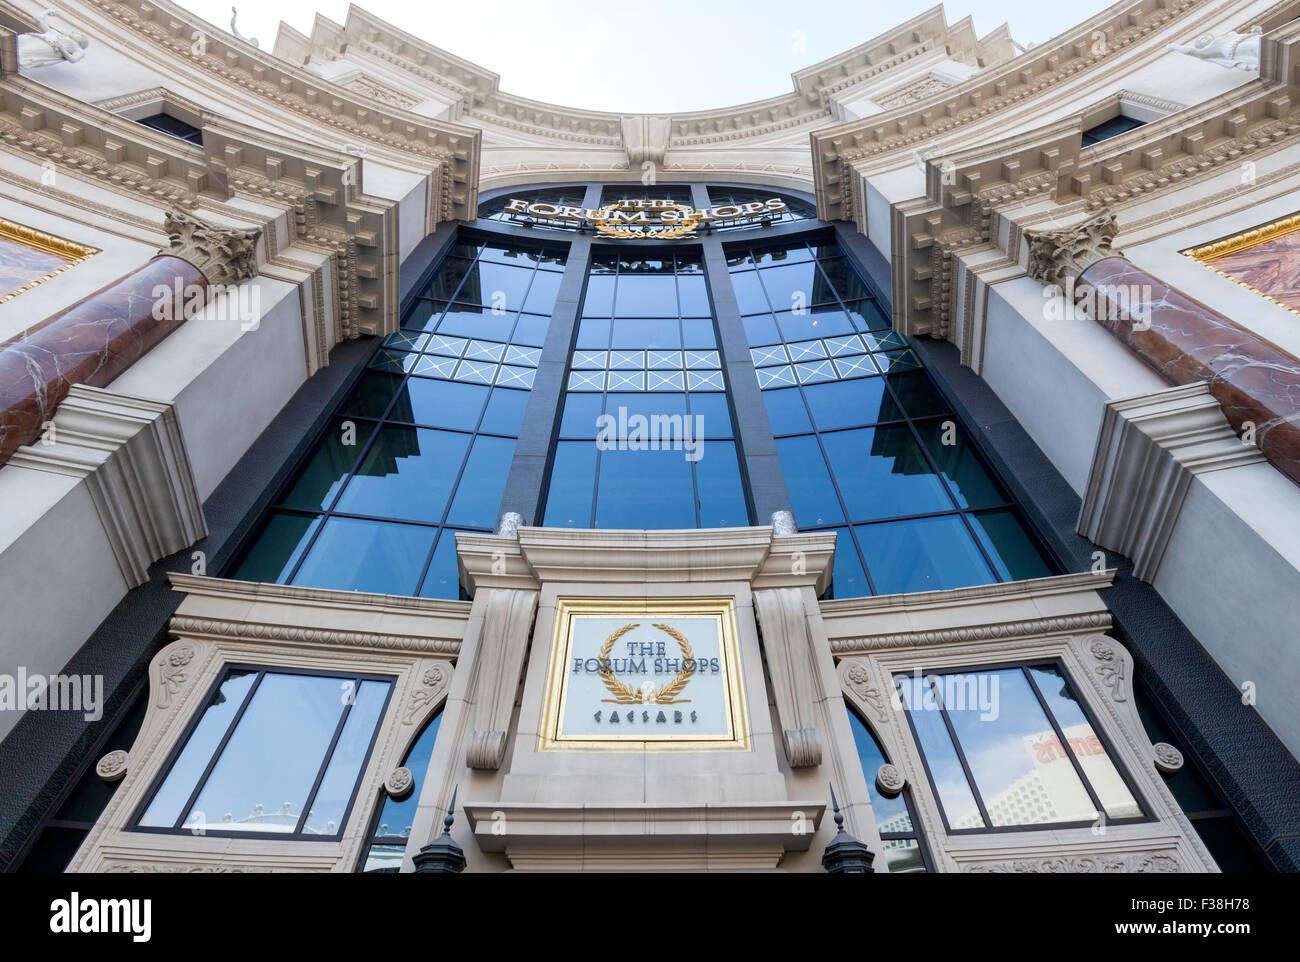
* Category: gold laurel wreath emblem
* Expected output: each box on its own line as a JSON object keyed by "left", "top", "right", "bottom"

{"left": 596, "top": 623, "right": 696, "bottom": 704}
{"left": 594, "top": 203, "right": 700, "bottom": 240}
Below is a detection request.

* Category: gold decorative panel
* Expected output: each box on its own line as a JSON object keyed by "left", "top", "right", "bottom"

{"left": 0, "top": 218, "right": 97, "bottom": 304}
{"left": 1184, "top": 213, "right": 1300, "bottom": 315}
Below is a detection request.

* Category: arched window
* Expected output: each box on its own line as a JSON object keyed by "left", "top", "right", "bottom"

{"left": 845, "top": 704, "right": 931, "bottom": 872}
{"left": 357, "top": 712, "right": 444, "bottom": 873}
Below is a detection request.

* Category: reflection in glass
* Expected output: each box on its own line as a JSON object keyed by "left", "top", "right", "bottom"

{"left": 141, "top": 670, "right": 392, "bottom": 838}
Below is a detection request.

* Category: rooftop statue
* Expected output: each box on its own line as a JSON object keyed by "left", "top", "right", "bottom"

{"left": 1167, "top": 26, "right": 1262, "bottom": 71}
{"left": 16, "top": 9, "right": 89, "bottom": 69}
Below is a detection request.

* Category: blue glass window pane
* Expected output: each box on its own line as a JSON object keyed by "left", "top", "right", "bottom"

{"left": 401, "top": 299, "right": 440, "bottom": 332}
{"left": 184, "top": 673, "right": 348, "bottom": 834}
{"left": 418, "top": 530, "right": 465, "bottom": 599}
{"left": 291, "top": 518, "right": 436, "bottom": 595}
{"left": 695, "top": 441, "right": 748, "bottom": 527}
{"left": 603, "top": 393, "right": 688, "bottom": 434}
{"left": 688, "top": 393, "right": 734, "bottom": 438}
{"left": 480, "top": 388, "right": 529, "bottom": 436}
{"left": 523, "top": 269, "right": 562, "bottom": 313}
{"left": 231, "top": 512, "right": 321, "bottom": 584}
{"left": 445, "top": 435, "right": 516, "bottom": 528}
{"left": 680, "top": 316, "right": 717, "bottom": 349}
{"left": 730, "top": 271, "right": 769, "bottom": 314}
{"left": 511, "top": 313, "right": 550, "bottom": 347}
{"left": 826, "top": 527, "right": 870, "bottom": 598}
{"left": 305, "top": 680, "right": 390, "bottom": 836}
{"left": 1027, "top": 665, "right": 1143, "bottom": 819}
{"left": 139, "top": 670, "right": 257, "bottom": 829}
{"left": 775, "top": 435, "right": 843, "bottom": 526}
{"left": 846, "top": 710, "right": 910, "bottom": 828}
{"left": 341, "top": 371, "right": 402, "bottom": 419}
{"left": 758, "top": 262, "right": 826, "bottom": 309}
{"left": 914, "top": 422, "right": 1005, "bottom": 509}
{"left": 387, "top": 378, "right": 488, "bottom": 432}
{"left": 543, "top": 441, "right": 597, "bottom": 527}
{"left": 742, "top": 314, "right": 780, "bottom": 345}
{"left": 886, "top": 372, "right": 950, "bottom": 418}
{"left": 281, "top": 420, "right": 373, "bottom": 511}
{"left": 819, "top": 258, "right": 870, "bottom": 301}
{"left": 943, "top": 668, "right": 1098, "bottom": 826}
{"left": 775, "top": 306, "right": 855, "bottom": 341}
{"left": 855, "top": 516, "right": 994, "bottom": 594}
{"left": 458, "top": 261, "right": 534, "bottom": 310}
{"left": 425, "top": 258, "right": 474, "bottom": 300}
{"left": 576, "top": 317, "right": 611, "bottom": 349}
{"left": 616, "top": 274, "right": 678, "bottom": 316}
{"left": 434, "top": 303, "right": 515, "bottom": 342}
{"left": 582, "top": 275, "right": 616, "bottom": 316}
{"left": 897, "top": 674, "right": 985, "bottom": 828}
{"left": 821, "top": 426, "right": 952, "bottom": 521}
{"left": 752, "top": 244, "right": 814, "bottom": 266}
{"left": 845, "top": 299, "right": 891, "bottom": 332}
{"left": 969, "top": 510, "right": 1054, "bottom": 581}
{"left": 677, "top": 275, "right": 711, "bottom": 315}
{"left": 612, "top": 316, "right": 680, "bottom": 349}
{"left": 560, "top": 394, "right": 604, "bottom": 438}
{"left": 335, "top": 426, "right": 470, "bottom": 524}
{"left": 762, "top": 388, "right": 812, "bottom": 435}
{"left": 595, "top": 448, "right": 696, "bottom": 529}
{"left": 370, "top": 713, "right": 443, "bottom": 840}
{"left": 803, "top": 378, "right": 890, "bottom": 431}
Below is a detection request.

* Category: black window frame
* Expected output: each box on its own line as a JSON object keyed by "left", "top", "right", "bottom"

{"left": 129, "top": 664, "right": 396, "bottom": 842}
{"left": 896, "top": 658, "right": 1154, "bottom": 836}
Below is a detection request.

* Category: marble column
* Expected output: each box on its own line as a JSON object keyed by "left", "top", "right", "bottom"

{"left": 1026, "top": 211, "right": 1300, "bottom": 486}
{"left": 0, "top": 210, "right": 259, "bottom": 466}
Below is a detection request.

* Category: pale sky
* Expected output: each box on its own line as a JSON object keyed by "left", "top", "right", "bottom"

{"left": 176, "top": 0, "right": 1115, "bottom": 113}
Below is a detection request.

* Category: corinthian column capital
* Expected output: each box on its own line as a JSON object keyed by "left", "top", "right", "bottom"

{"left": 157, "top": 209, "right": 261, "bottom": 287}
{"left": 1025, "top": 210, "right": 1123, "bottom": 286}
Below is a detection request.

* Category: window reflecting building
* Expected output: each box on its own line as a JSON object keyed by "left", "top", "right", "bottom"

{"left": 0, "top": 0, "right": 1297, "bottom": 877}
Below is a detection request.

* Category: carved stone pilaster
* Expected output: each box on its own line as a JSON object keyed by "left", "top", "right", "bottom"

{"left": 157, "top": 209, "right": 261, "bottom": 287}
{"left": 465, "top": 587, "right": 538, "bottom": 770}
{"left": 1024, "top": 211, "right": 1122, "bottom": 286}
{"left": 753, "top": 587, "right": 823, "bottom": 768}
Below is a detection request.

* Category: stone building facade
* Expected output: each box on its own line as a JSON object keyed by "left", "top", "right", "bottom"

{"left": 0, "top": 0, "right": 1296, "bottom": 873}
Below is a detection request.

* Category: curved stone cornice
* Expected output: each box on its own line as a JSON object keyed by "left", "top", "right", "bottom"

{"left": 811, "top": 0, "right": 1207, "bottom": 221}
{"left": 78, "top": 0, "right": 481, "bottom": 221}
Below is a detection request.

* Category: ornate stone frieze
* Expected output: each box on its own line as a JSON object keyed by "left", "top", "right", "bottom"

{"left": 158, "top": 208, "right": 261, "bottom": 287}
{"left": 1024, "top": 211, "right": 1122, "bottom": 286}
{"left": 964, "top": 852, "right": 1182, "bottom": 873}
{"left": 829, "top": 612, "right": 1112, "bottom": 654}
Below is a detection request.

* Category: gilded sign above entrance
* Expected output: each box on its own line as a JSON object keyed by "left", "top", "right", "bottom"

{"left": 539, "top": 599, "right": 750, "bottom": 751}
{"left": 502, "top": 197, "right": 788, "bottom": 239}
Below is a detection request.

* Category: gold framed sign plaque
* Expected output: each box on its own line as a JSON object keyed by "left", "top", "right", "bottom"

{"left": 539, "top": 599, "right": 750, "bottom": 752}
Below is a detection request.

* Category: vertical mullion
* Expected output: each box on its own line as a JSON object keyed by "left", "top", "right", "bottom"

{"left": 928, "top": 673, "right": 995, "bottom": 829}
{"left": 173, "top": 670, "right": 266, "bottom": 830}
{"left": 1021, "top": 665, "right": 1110, "bottom": 821}
{"left": 296, "top": 676, "right": 361, "bottom": 835}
